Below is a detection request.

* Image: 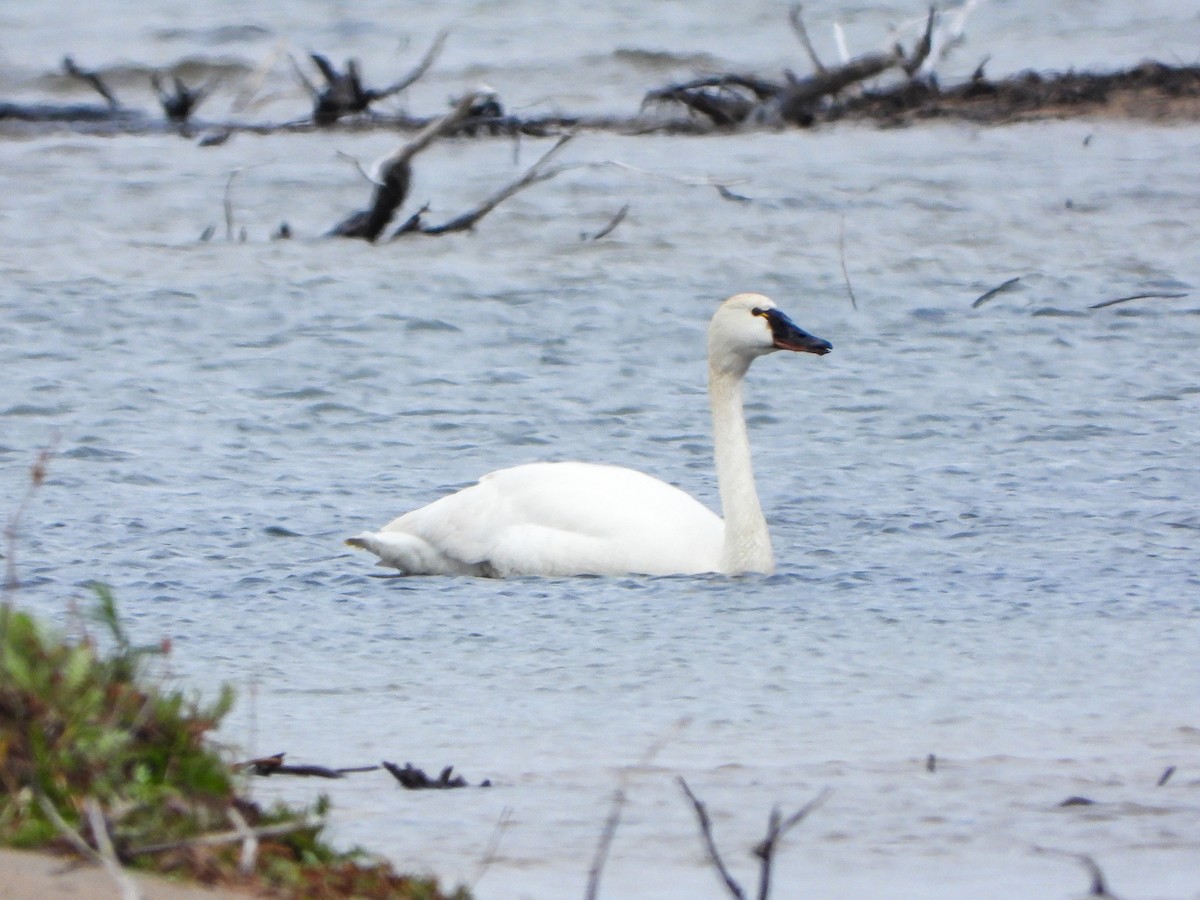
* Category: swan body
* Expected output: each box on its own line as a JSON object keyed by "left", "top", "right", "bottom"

{"left": 347, "top": 293, "right": 831, "bottom": 577}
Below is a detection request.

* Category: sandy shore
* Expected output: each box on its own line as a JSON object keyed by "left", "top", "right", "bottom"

{"left": 0, "top": 848, "right": 253, "bottom": 899}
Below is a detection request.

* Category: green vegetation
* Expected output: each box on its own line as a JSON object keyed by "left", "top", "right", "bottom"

{"left": 0, "top": 586, "right": 469, "bottom": 899}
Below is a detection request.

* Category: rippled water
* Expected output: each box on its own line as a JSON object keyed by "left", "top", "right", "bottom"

{"left": 4, "top": 2, "right": 1200, "bottom": 898}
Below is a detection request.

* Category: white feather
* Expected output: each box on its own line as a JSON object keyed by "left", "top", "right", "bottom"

{"left": 346, "top": 293, "right": 829, "bottom": 577}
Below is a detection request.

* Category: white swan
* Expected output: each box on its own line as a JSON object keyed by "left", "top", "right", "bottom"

{"left": 346, "top": 293, "right": 831, "bottom": 577}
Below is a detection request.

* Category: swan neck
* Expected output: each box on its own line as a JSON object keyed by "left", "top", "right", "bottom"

{"left": 709, "top": 364, "right": 774, "bottom": 574}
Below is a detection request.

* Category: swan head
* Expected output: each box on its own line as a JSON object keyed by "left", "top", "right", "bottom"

{"left": 708, "top": 293, "right": 831, "bottom": 375}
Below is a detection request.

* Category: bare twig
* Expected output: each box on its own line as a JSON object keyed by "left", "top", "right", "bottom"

{"left": 584, "top": 202, "right": 629, "bottom": 241}
{"left": 585, "top": 717, "right": 691, "bottom": 900}
{"left": 1089, "top": 291, "right": 1187, "bottom": 310}
{"left": 677, "top": 778, "right": 746, "bottom": 900}
{"left": 751, "top": 789, "right": 831, "bottom": 900}
{"left": 129, "top": 815, "right": 323, "bottom": 857}
{"left": 469, "top": 805, "right": 514, "bottom": 890}
{"left": 4, "top": 440, "right": 55, "bottom": 601}
{"left": 374, "top": 29, "right": 450, "bottom": 101}
{"left": 418, "top": 133, "right": 574, "bottom": 235}
{"left": 678, "top": 779, "right": 830, "bottom": 900}
{"left": 331, "top": 92, "right": 480, "bottom": 240}
{"left": 838, "top": 215, "right": 858, "bottom": 310}
{"left": 85, "top": 798, "right": 142, "bottom": 900}
{"left": 226, "top": 806, "right": 258, "bottom": 875}
{"left": 901, "top": 6, "right": 938, "bottom": 77}
{"left": 1033, "top": 847, "right": 1122, "bottom": 898}
{"left": 788, "top": 5, "right": 827, "bottom": 74}
{"left": 1157, "top": 765, "right": 1176, "bottom": 787}
{"left": 62, "top": 57, "right": 120, "bottom": 109}
{"left": 35, "top": 794, "right": 141, "bottom": 900}
{"left": 970, "top": 276, "right": 1021, "bottom": 308}
{"left": 224, "top": 169, "right": 240, "bottom": 241}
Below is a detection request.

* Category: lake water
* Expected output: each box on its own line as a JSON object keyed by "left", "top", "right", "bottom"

{"left": 2, "top": 2, "right": 1199, "bottom": 898}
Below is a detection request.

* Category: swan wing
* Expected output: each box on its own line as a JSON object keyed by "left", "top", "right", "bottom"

{"left": 361, "top": 461, "right": 724, "bottom": 576}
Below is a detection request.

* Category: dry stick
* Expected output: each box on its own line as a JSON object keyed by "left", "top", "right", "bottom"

{"left": 751, "top": 789, "right": 831, "bottom": 900}
{"left": 970, "top": 276, "right": 1021, "bottom": 308}
{"left": 3, "top": 442, "right": 54, "bottom": 602}
{"left": 420, "top": 133, "right": 575, "bottom": 235}
{"left": 227, "top": 806, "right": 258, "bottom": 875}
{"left": 1157, "top": 765, "right": 1176, "bottom": 787}
{"left": 1089, "top": 291, "right": 1187, "bottom": 310}
{"left": 677, "top": 777, "right": 746, "bottom": 900}
{"left": 224, "top": 169, "right": 241, "bottom": 241}
{"left": 374, "top": 29, "right": 449, "bottom": 101}
{"left": 85, "top": 798, "right": 142, "bottom": 900}
{"left": 332, "top": 92, "right": 480, "bottom": 241}
{"left": 469, "top": 805, "right": 514, "bottom": 890}
{"left": 901, "top": 6, "right": 939, "bottom": 77}
{"left": 585, "top": 202, "right": 629, "bottom": 241}
{"left": 788, "top": 4, "right": 827, "bottom": 73}
{"left": 129, "top": 815, "right": 324, "bottom": 857}
{"left": 62, "top": 56, "right": 120, "bottom": 109}
{"left": 1033, "top": 847, "right": 1121, "bottom": 899}
{"left": 838, "top": 215, "right": 858, "bottom": 310}
{"left": 584, "top": 717, "right": 692, "bottom": 900}
{"left": 35, "top": 794, "right": 142, "bottom": 900}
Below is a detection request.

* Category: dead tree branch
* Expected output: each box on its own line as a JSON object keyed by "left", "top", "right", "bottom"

{"left": 62, "top": 57, "right": 120, "bottom": 109}
{"left": 408, "top": 133, "right": 574, "bottom": 236}
{"left": 678, "top": 778, "right": 830, "bottom": 900}
{"left": 584, "top": 202, "right": 630, "bottom": 241}
{"left": 329, "top": 92, "right": 480, "bottom": 241}
{"left": 970, "top": 276, "right": 1022, "bottom": 308}
{"left": 306, "top": 30, "right": 448, "bottom": 126}
{"left": 788, "top": 5, "right": 827, "bottom": 74}
{"left": 151, "top": 72, "right": 214, "bottom": 123}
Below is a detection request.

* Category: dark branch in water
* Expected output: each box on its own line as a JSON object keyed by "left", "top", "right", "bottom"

{"left": 1088, "top": 291, "right": 1187, "bottom": 309}
{"left": 971, "top": 276, "right": 1022, "bottom": 308}
{"left": 151, "top": 72, "right": 214, "bottom": 123}
{"left": 838, "top": 215, "right": 858, "bottom": 310}
{"left": 404, "top": 133, "right": 575, "bottom": 237}
{"left": 1157, "top": 765, "right": 1176, "bottom": 786}
{"left": 305, "top": 30, "right": 448, "bottom": 126}
{"left": 583, "top": 202, "right": 630, "bottom": 241}
{"left": 1033, "top": 847, "right": 1122, "bottom": 898}
{"left": 788, "top": 4, "right": 827, "bottom": 75}
{"left": 381, "top": 761, "right": 490, "bottom": 789}
{"left": 62, "top": 57, "right": 120, "bottom": 109}
{"left": 239, "top": 752, "right": 380, "bottom": 778}
{"left": 678, "top": 777, "right": 830, "bottom": 900}
{"left": 329, "top": 92, "right": 480, "bottom": 241}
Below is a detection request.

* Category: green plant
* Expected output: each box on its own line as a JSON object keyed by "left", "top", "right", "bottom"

{"left": 0, "top": 587, "right": 468, "bottom": 898}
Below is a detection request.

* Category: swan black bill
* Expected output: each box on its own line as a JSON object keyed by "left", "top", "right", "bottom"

{"left": 764, "top": 308, "right": 832, "bottom": 355}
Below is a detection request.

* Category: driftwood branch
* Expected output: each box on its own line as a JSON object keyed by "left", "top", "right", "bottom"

{"left": 35, "top": 793, "right": 141, "bottom": 900}
{"left": 584, "top": 202, "right": 630, "bottom": 241}
{"left": 151, "top": 73, "right": 213, "bottom": 123}
{"left": 970, "top": 276, "right": 1022, "bottom": 308}
{"left": 788, "top": 4, "right": 827, "bottom": 74}
{"left": 306, "top": 31, "right": 448, "bottom": 126}
{"left": 129, "top": 815, "right": 324, "bottom": 857}
{"left": 838, "top": 215, "right": 858, "bottom": 310}
{"left": 410, "top": 133, "right": 574, "bottom": 236}
{"left": 381, "top": 760, "right": 490, "bottom": 788}
{"left": 677, "top": 778, "right": 746, "bottom": 900}
{"left": 1033, "top": 847, "right": 1122, "bottom": 899}
{"left": 375, "top": 30, "right": 450, "bottom": 101}
{"left": 1089, "top": 291, "right": 1187, "bottom": 310}
{"left": 678, "top": 779, "right": 830, "bottom": 900}
{"left": 329, "top": 92, "right": 480, "bottom": 241}
{"left": 585, "top": 718, "right": 691, "bottom": 900}
{"left": 62, "top": 57, "right": 120, "bottom": 110}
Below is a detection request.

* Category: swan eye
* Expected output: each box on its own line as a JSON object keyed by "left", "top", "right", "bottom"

{"left": 751, "top": 307, "right": 766, "bottom": 317}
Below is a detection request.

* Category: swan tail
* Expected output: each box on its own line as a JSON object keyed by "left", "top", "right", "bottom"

{"left": 344, "top": 529, "right": 483, "bottom": 576}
